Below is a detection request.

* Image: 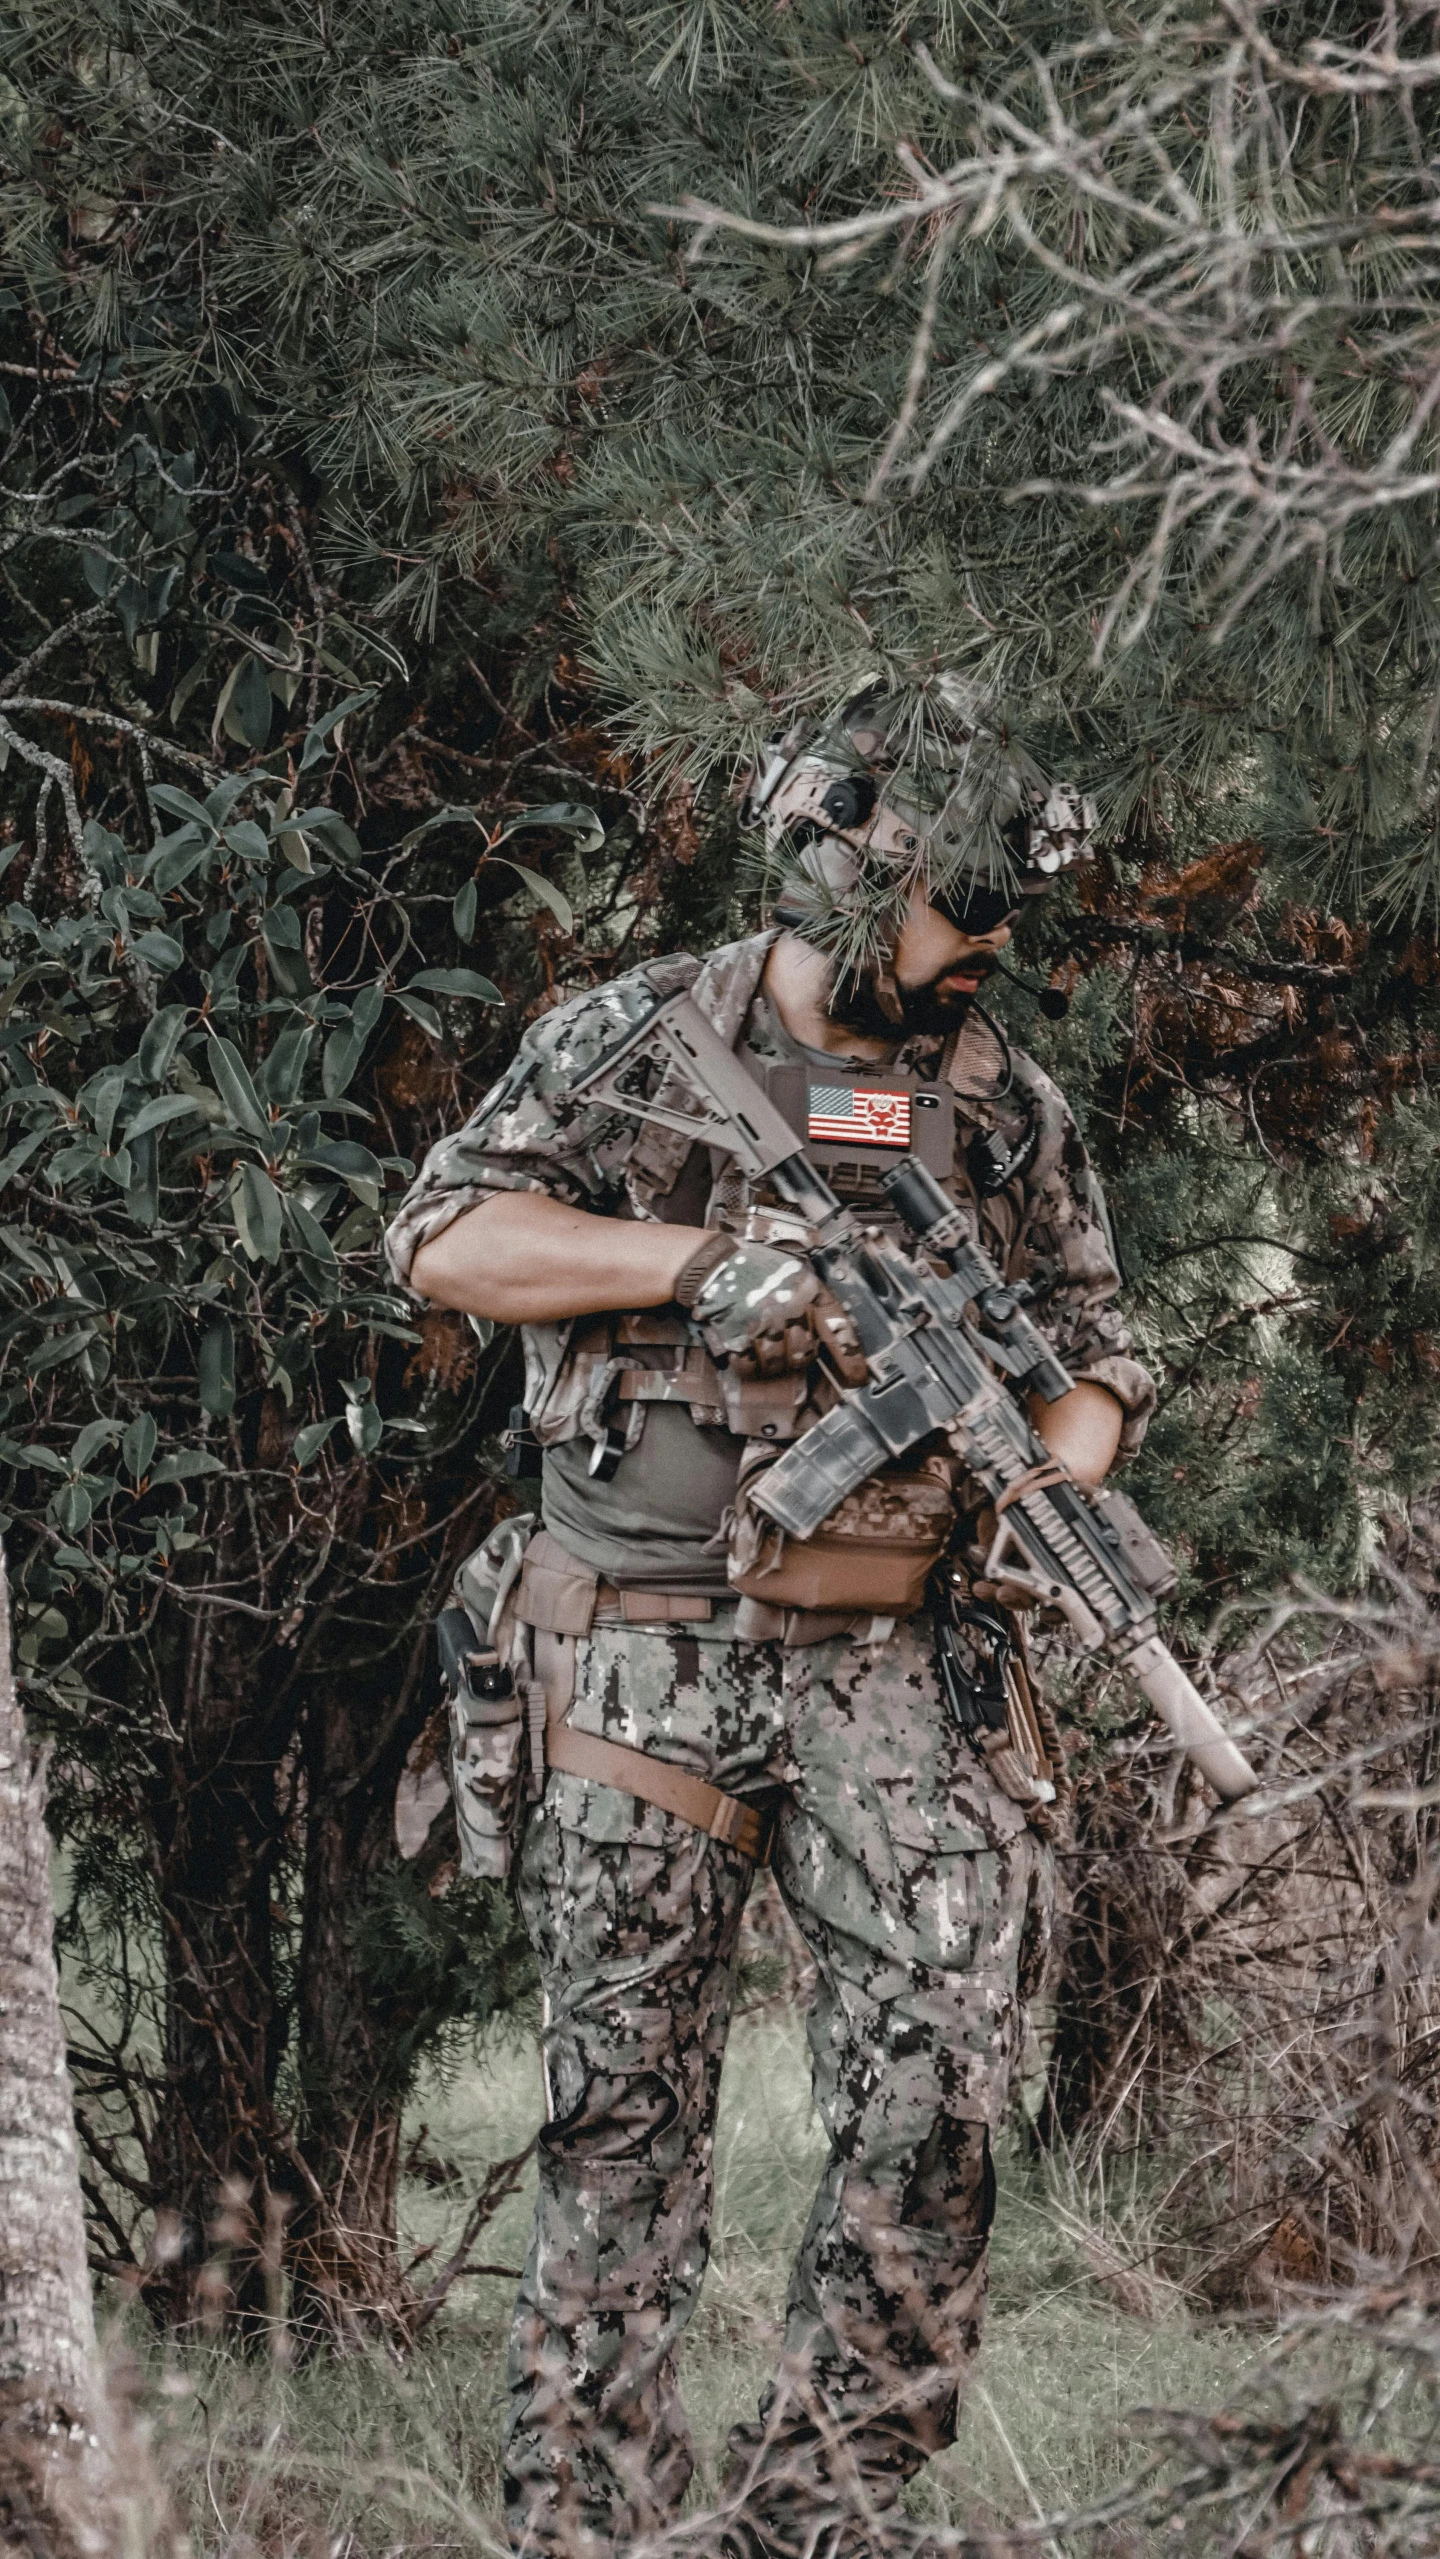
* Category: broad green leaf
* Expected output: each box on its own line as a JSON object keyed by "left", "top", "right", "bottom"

{"left": 20, "top": 1444, "right": 70, "bottom": 1476}
{"left": 322, "top": 1024, "right": 366, "bottom": 1100}
{"left": 492, "top": 856, "right": 576, "bottom": 935}
{"left": 275, "top": 828, "right": 313, "bottom": 876}
{"left": 232, "top": 1162, "right": 283, "bottom": 1262}
{"left": 353, "top": 982, "right": 384, "bottom": 1037}
{"left": 347, "top": 1397, "right": 383, "bottom": 1456}
{"left": 211, "top": 549, "right": 269, "bottom": 593}
{"left": 122, "top": 1412, "right": 158, "bottom": 1481}
{"left": 223, "top": 819, "right": 270, "bottom": 864}
{"left": 203, "top": 774, "right": 250, "bottom": 827}
{"left": 206, "top": 1036, "right": 273, "bottom": 1144}
{"left": 29, "top": 1330, "right": 96, "bottom": 1377}
{"left": 197, "top": 1318, "right": 235, "bottom": 1418}
{"left": 152, "top": 834, "right": 213, "bottom": 894}
{"left": 150, "top": 783, "right": 215, "bottom": 830}
{"left": 298, "top": 689, "right": 376, "bottom": 775}
{"left": 168, "top": 653, "right": 210, "bottom": 729}
{"left": 320, "top": 979, "right": 386, "bottom": 1100}
{"left": 138, "top": 1004, "right": 189, "bottom": 1084}
{"left": 452, "top": 878, "right": 478, "bottom": 941}
{"left": 0, "top": 1127, "right": 48, "bottom": 1192}
{"left": 260, "top": 901, "right": 303, "bottom": 950}
{"left": 72, "top": 1418, "right": 122, "bottom": 1470}
{"left": 283, "top": 1195, "right": 338, "bottom": 1268}
{"left": 399, "top": 803, "right": 481, "bottom": 854}
{"left": 494, "top": 801, "right": 604, "bottom": 852}
{"left": 394, "top": 991, "right": 442, "bottom": 1041}
{"left": 301, "top": 1139, "right": 384, "bottom": 1182}
{"left": 405, "top": 967, "right": 502, "bottom": 1002}
{"left": 257, "top": 1020, "right": 315, "bottom": 1104}
{"left": 227, "top": 654, "right": 273, "bottom": 751}
{"left": 293, "top": 1416, "right": 341, "bottom": 1466}
{"left": 53, "top": 1480, "right": 93, "bottom": 1535}
{"left": 132, "top": 929, "right": 184, "bottom": 972}
{"left": 122, "top": 1093, "right": 203, "bottom": 1143}
{"left": 90, "top": 1068, "right": 129, "bottom": 1150}
{"left": 124, "top": 1131, "right": 159, "bottom": 1228}
{"left": 148, "top": 1450, "right": 226, "bottom": 1484}
{"left": 295, "top": 808, "right": 362, "bottom": 860}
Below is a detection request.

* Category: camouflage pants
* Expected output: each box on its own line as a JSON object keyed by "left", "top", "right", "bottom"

{"left": 505, "top": 1609, "right": 1052, "bottom": 2557}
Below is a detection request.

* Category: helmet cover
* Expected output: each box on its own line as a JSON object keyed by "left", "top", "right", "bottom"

{"left": 744, "top": 677, "right": 1093, "bottom": 966}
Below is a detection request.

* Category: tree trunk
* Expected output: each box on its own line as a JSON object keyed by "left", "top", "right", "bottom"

{"left": 146, "top": 1586, "right": 293, "bottom": 2331}
{"left": 287, "top": 1657, "right": 420, "bottom": 2351}
{"left": 285, "top": 1607, "right": 434, "bottom": 2344}
{"left": 0, "top": 1555, "right": 112, "bottom": 2555}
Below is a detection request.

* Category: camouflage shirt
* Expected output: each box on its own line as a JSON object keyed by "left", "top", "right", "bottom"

{"left": 386, "top": 931, "right": 1155, "bottom": 1516}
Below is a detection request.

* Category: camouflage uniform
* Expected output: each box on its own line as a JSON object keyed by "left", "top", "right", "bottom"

{"left": 387, "top": 932, "right": 1154, "bottom": 2557}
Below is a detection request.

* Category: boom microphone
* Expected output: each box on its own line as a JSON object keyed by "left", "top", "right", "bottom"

{"left": 990, "top": 958, "right": 1069, "bottom": 1019}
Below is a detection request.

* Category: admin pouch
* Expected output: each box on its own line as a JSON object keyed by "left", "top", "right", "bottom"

{"left": 725, "top": 1439, "right": 957, "bottom": 1616}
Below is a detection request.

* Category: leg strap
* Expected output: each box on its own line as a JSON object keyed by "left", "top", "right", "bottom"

{"left": 533, "top": 1627, "right": 775, "bottom": 1866}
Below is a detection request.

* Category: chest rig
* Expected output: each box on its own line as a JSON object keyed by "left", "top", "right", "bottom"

{"left": 573, "top": 1052, "right": 1036, "bottom": 1478}
{"left": 749, "top": 1053, "right": 1036, "bottom": 1223}
{"left": 749, "top": 1057, "right": 954, "bottom": 1222}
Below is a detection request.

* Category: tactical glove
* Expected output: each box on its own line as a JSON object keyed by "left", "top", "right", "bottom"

{"left": 682, "top": 1236, "right": 823, "bottom": 1376}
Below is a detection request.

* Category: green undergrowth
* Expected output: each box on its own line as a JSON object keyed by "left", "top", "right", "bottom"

{"left": 128, "top": 2009, "right": 1281, "bottom": 2555}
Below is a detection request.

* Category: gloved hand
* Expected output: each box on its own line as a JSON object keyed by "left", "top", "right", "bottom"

{"left": 687, "top": 1238, "right": 824, "bottom": 1376}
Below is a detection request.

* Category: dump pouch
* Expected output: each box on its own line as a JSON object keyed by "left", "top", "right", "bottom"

{"left": 726, "top": 1441, "right": 956, "bottom": 1616}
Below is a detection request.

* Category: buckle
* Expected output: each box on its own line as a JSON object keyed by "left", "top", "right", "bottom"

{"left": 712, "top": 1795, "right": 778, "bottom": 1867}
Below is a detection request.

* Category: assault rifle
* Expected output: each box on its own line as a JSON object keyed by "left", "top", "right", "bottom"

{"left": 571, "top": 985, "right": 1258, "bottom": 1804}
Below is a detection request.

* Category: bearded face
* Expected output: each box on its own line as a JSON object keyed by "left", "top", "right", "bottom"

{"left": 826, "top": 892, "right": 1013, "bottom": 1041}
{"left": 826, "top": 959, "right": 1000, "bottom": 1042}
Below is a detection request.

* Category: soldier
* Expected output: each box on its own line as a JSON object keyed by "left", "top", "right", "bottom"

{"left": 386, "top": 686, "right": 1156, "bottom": 2559}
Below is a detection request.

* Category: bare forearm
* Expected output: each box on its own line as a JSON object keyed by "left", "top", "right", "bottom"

{"left": 1030, "top": 1380, "right": 1124, "bottom": 1486}
{"left": 409, "top": 1192, "right": 709, "bottom": 1323}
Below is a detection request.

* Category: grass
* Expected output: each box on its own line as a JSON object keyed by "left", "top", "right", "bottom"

{"left": 133, "top": 2005, "right": 1275, "bottom": 2555}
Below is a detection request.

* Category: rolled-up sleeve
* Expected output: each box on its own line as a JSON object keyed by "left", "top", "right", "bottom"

{"left": 384, "top": 997, "right": 642, "bottom": 1300}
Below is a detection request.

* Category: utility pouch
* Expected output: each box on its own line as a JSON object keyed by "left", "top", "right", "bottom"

{"left": 726, "top": 1441, "right": 956, "bottom": 1617}
{"left": 440, "top": 1512, "right": 545, "bottom": 1881}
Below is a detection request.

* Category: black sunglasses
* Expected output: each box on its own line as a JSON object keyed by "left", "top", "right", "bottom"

{"left": 930, "top": 879, "right": 1023, "bottom": 937}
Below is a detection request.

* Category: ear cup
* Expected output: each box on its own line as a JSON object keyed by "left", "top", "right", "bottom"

{"left": 819, "top": 773, "right": 877, "bottom": 831}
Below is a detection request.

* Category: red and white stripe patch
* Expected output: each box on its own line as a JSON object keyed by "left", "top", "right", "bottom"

{"left": 807, "top": 1084, "right": 912, "bottom": 1149}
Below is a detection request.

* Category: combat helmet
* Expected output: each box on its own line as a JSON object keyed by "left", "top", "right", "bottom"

{"left": 744, "top": 676, "right": 1093, "bottom": 965}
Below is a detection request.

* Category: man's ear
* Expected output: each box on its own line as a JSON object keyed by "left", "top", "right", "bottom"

{"left": 868, "top": 958, "right": 905, "bottom": 1027}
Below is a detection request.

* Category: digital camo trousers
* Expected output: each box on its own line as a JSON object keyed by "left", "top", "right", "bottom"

{"left": 505, "top": 1610, "right": 1053, "bottom": 2557}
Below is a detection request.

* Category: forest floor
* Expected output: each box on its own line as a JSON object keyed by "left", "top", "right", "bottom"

{"left": 134, "top": 2005, "right": 1279, "bottom": 2556}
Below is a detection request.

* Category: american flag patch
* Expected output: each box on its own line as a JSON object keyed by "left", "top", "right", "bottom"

{"left": 807, "top": 1084, "right": 912, "bottom": 1148}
